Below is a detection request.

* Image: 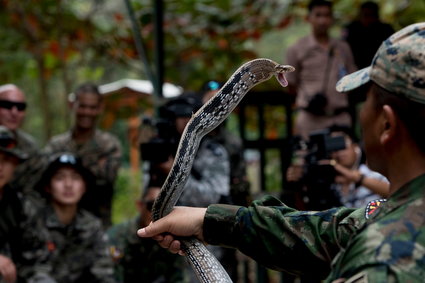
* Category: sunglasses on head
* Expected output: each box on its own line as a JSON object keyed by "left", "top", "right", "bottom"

{"left": 0, "top": 100, "right": 27, "bottom": 111}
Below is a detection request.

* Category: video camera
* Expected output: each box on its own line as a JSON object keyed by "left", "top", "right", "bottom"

{"left": 140, "top": 94, "right": 202, "bottom": 164}
{"left": 140, "top": 117, "right": 179, "bottom": 163}
{"left": 289, "top": 129, "right": 346, "bottom": 210}
{"left": 303, "top": 129, "right": 346, "bottom": 185}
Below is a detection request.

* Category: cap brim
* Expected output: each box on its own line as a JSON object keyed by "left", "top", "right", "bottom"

{"left": 336, "top": 66, "right": 371, "bottom": 92}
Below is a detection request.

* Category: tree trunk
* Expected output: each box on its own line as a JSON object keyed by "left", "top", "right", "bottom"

{"left": 35, "top": 55, "right": 52, "bottom": 142}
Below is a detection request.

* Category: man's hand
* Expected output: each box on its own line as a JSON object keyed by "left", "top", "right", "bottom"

{"left": 0, "top": 255, "right": 17, "bottom": 283}
{"left": 137, "top": 207, "right": 207, "bottom": 255}
{"left": 333, "top": 162, "right": 362, "bottom": 184}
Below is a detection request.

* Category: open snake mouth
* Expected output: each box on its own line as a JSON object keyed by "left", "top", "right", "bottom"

{"left": 275, "top": 65, "right": 295, "bottom": 87}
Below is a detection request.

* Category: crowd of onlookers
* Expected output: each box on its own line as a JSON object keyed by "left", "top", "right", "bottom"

{"left": 0, "top": 0, "right": 397, "bottom": 282}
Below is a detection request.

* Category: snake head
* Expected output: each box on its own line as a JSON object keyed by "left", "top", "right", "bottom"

{"left": 275, "top": 64, "right": 295, "bottom": 87}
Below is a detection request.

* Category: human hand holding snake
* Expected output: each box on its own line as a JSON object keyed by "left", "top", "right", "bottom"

{"left": 140, "top": 58, "right": 294, "bottom": 282}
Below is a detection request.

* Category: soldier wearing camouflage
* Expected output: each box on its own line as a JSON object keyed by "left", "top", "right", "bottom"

{"left": 19, "top": 153, "right": 116, "bottom": 283}
{"left": 0, "top": 84, "right": 40, "bottom": 192}
{"left": 44, "top": 83, "right": 122, "bottom": 228}
{"left": 138, "top": 22, "right": 425, "bottom": 282}
{"left": 107, "top": 185, "right": 185, "bottom": 283}
{"left": 107, "top": 216, "right": 185, "bottom": 283}
{"left": 21, "top": 206, "right": 115, "bottom": 283}
{"left": 0, "top": 126, "right": 47, "bottom": 283}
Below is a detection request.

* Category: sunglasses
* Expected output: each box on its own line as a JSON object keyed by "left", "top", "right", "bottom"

{"left": 143, "top": 200, "right": 155, "bottom": 211}
{"left": 0, "top": 100, "right": 27, "bottom": 111}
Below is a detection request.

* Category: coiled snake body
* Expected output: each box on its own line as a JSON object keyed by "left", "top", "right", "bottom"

{"left": 152, "top": 58, "right": 295, "bottom": 282}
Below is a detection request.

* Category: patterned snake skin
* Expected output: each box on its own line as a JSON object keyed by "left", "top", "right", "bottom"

{"left": 152, "top": 58, "right": 295, "bottom": 282}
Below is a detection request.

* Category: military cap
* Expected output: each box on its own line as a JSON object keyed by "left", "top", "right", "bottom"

{"left": 36, "top": 152, "right": 94, "bottom": 193}
{"left": 0, "top": 125, "right": 28, "bottom": 161}
{"left": 336, "top": 22, "right": 425, "bottom": 103}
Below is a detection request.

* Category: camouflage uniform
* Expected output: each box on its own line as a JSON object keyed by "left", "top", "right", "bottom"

{"left": 0, "top": 127, "right": 48, "bottom": 282}
{"left": 203, "top": 23, "right": 425, "bottom": 282}
{"left": 15, "top": 129, "right": 38, "bottom": 155}
{"left": 9, "top": 129, "right": 39, "bottom": 191}
{"left": 107, "top": 216, "right": 185, "bottom": 283}
{"left": 177, "top": 136, "right": 230, "bottom": 207}
{"left": 0, "top": 184, "right": 26, "bottom": 263}
{"left": 203, "top": 173, "right": 425, "bottom": 281}
{"left": 20, "top": 205, "right": 115, "bottom": 283}
{"left": 44, "top": 129, "right": 122, "bottom": 227}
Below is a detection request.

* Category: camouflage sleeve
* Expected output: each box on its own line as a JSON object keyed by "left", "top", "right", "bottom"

{"left": 82, "top": 135, "right": 122, "bottom": 185}
{"left": 94, "top": 136, "right": 122, "bottom": 184}
{"left": 203, "top": 195, "right": 365, "bottom": 278}
{"left": 90, "top": 230, "right": 117, "bottom": 283}
{"left": 178, "top": 140, "right": 230, "bottom": 207}
{"left": 338, "top": 266, "right": 398, "bottom": 283}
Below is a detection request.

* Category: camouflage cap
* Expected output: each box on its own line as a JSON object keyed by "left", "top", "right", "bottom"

{"left": 0, "top": 126, "right": 28, "bottom": 161}
{"left": 336, "top": 22, "right": 425, "bottom": 103}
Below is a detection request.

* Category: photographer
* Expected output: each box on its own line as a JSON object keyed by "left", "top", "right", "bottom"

{"left": 286, "top": 125, "right": 389, "bottom": 210}
{"left": 141, "top": 94, "right": 231, "bottom": 207}
{"left": 285, "top": 0, "right": 357, "bottom": 139}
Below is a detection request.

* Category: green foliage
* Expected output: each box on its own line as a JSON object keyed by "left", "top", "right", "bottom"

{"left": 111, "top": 167, "right": 142, "bottom": 225}
{"left": 129, "top": 0, "right": 292, "bottom": 90}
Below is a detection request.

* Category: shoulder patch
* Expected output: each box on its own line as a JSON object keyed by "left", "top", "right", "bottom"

{"left": 109, "top": 246, "right": 123, "bottom": 262}
{"left": 365, "top": 199, "right": 387, "bottom": 219}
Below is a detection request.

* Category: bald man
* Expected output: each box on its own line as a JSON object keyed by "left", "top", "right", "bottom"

{"left": 0, "top": 84, "right": 39, "bottom": 191}
{"left": 0, "top": 84, "right": 37, "bottom": 154}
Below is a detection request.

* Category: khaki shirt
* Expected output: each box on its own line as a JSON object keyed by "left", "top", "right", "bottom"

{"left": 286, "top": 35, "right": 357, "bottom": 110}
{"left": 286, "top": 35, "right": 357, "bottom": 138}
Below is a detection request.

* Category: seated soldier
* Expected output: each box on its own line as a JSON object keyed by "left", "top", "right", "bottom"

{"left": 0, "top": 126, "right": 32, "bottom": 283}
{"left": 107, "top": 184, "right": 185, "bottom": 283}
{"left": 19, "top": 153, "right": 115, "bottom": 283}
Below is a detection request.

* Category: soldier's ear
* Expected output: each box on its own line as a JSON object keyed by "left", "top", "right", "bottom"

{"left": 380, "top": 105, "right": 397, "bottom": 145}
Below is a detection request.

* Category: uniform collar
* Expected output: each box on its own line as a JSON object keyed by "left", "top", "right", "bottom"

{"left": 44, "top": 205, "right": 87, "bottom": 230}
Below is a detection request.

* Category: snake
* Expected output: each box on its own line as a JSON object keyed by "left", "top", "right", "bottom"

{"left": 151, "top": 58, "right": 295, "bottom": 283}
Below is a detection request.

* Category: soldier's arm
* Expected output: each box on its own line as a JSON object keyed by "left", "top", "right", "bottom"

{"left": 203, "top": 196, "right": 365, "bottom": 279}
{"left": 139, "top": 196, "right": 365, "bottom": 279}
{"left": 86, "top": 137, "right": 122, "bottom": 184}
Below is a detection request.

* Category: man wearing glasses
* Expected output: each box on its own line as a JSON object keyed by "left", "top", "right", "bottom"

{"left": 0, "top": 84, "right": 39, "bottom": 192}
{"left": 0, "top": 84, "right": 37, "bottom": 156}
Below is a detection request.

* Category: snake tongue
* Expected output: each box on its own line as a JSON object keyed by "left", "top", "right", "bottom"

{"left": 277, "top": 73, "right": 289, "bottom": 87}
